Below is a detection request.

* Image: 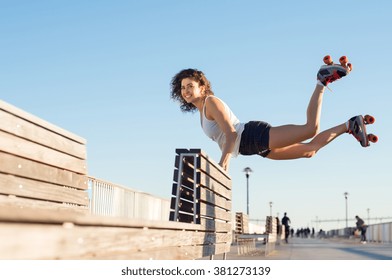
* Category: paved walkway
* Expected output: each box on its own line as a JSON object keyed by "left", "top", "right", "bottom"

{"left": 222, "top": 237, "right": 392, "bottom": 260}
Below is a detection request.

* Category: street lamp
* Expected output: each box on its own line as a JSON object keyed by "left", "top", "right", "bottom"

{"left": 367, "top": 208, "right": 370, "bottom": 225}
{"left": 344, "top": 192, "right": 349, "bottom": 235}
{"left": 269, "top": 201, "right": 273, "bottom": 217}
{"left": 243, "top": 167, "right": 253, "bottom": 216}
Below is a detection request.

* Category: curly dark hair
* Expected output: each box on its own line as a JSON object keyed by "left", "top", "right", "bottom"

{"left": 170, "top": 69, "right": 214, "bottom": 113}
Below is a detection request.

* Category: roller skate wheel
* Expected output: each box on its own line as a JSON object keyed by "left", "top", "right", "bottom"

{"left": 339, "top": 56, "right": 348, "bottom": 65}
{"left": 323, "top": 55, "right": 333, "bottom": 65}
{"left": 364, "top": 115, "right": 375, "bottom": 124}
{"left": 368, "top": 134, "right": 378, "bottom": 143}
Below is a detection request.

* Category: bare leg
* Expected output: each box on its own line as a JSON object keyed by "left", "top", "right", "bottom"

{"left": 267, "top": 123, "right": 347, "bottom": 160}
{"left": 269, "top": 84, "right": 325, "bottom": 149}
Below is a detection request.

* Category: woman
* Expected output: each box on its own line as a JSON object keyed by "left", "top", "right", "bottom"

{"left": 170, "top": 59, "right": 360, "bottom": 171}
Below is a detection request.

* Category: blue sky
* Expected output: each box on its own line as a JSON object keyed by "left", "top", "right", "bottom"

{"left": 1, "top": 0, "right": 391, "bottom": 230}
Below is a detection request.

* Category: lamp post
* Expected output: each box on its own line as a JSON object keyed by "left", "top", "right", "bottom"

{"left": 344, "top": 192, "right": 349, "bottom": 235}
{"left": 243, "top": 167, "right": 253, "bottom": 216}
{"left": 269, "top": 201, "right": 273, "bottom": 217}
{"left": 367, "top": 208, "right": 370, "bottom": 225}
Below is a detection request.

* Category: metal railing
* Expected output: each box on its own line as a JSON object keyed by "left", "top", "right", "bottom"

{"left": 326, "top": 222, "right": 392, "bottom": 243}
{"left": 367, "top": 222, "right": 392, "bottom": 243}
{"left": 88, "top": 177, "right": 170, "bottom": 221}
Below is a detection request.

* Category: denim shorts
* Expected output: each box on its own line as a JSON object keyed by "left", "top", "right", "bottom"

{"left": 239, "top": 121, "right": 271, "bottom": 158}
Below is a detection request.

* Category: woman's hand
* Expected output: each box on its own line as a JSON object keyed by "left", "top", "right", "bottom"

{"left": 219, "top": 154, "right": 231, "bottom": 171}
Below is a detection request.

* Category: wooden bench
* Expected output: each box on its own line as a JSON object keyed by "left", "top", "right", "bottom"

{"left": 235, "top": 212, "right": 276, "bottom": 256}
{"left": 0, "top": 100, "right": 88, "bottom": 213}
{"left": 235, "top": 211, "right": 249, "bottom": 235}
{"left": 0, "top": 100, "right": 232, "bottom": 259}
{"left": 169, "top": 148, "right": 232, "bottom": 259}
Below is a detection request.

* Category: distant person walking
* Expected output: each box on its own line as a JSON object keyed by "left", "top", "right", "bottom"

{"left": 355, "top": 215, "right": 367, "bottom": 244}
{"left": 282, "top": 212, "right": 291, "bottom": 243}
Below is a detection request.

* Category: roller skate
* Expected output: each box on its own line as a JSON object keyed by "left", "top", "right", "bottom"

{"left": 348, "top": 115, "right": 378, "bottom": 147}
{"left": 317, "top": 55, "right": 352, "bottom": 86}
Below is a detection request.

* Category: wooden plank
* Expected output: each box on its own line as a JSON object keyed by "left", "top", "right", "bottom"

{"left": 198, "top": 159, "right": 231, "bottom": 190}
{"left": 171, "top": 197, "right": 230, "bottom": 222}
{"left": 0, "top": 205, "right": 203, "bottom": 231}
{"left": 198, "top": 172, "right": 232, "bottom": 200}
{"left": 172, "top": 169, "right": 198, "bottom": 189}
{"left": 199, "top": 201, "right": 231, "bottom": 222}
{"left": 171, "top": 183, "right": 194, "bottom": 201}
{"left": 169, "top": 211, "right": 198, "bottom": 223}
{"left": 0, "top": 223, "right": 231, "bottom": 259}
{"left": 119, "top": 243, "right": 231, "bottom": 260}
{"left": 172, "top": 170, "right": 231, "bottom": 201}
{"left": 200, "top": 217, "right": 232, "bottom": 233}
{"left": 196, "top": 150, "right": 231, "bottom": 186}
{"left": 235, "top": 212, "right": 249, "bottom": 234}
{"left": 197, "top": 149, "right": 231, "bottom": 179}
{"left": 0, "top": 173, "right": 89, "bottom": 206}
{"left": 171, "top": 184, "right": 231, "bottom": 212}
{"left": 199, "top": 187, "right": 231, "bottom": 211}
{"left": 170, "top": 197, "right": 194, "bottom": 212}
{"left": 173, "top": 171, "right": 231, "bottom": 201}
{"left": 174, "top": 154, "right": 196, "bottom": 176}
{"left": 0, "top": 130, "right": 87, "bottom": 174}
{"left": 0, "top": 109, "right": 86, "bottom": 159}
{"left": 0, "top": 100, "right": 86, "bottom": 145}
{"left": 0, "top": 152, "right": 87, "bottom": 190}
{"left": 0, "top": 194, "right": 88, "bottom": 214}
{"left": 175, "top": 149, "right": 231, "bottom": 190}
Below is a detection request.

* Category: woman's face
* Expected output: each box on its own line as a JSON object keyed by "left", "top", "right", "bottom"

{"left": 181, "top": 78, "right": 204, "bottom": 104}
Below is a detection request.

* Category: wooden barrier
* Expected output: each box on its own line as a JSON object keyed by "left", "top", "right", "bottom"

{"left": 235, "top": 212, "right": 249, "bottom": 235}
{"left": 0, "top": 100, "right": 88, "bottom": 213}
{"left": 235, "top": 213, "right": 276, "bottom": 257}
{"left": 0, "top": 100, "right": 232, "bottom": 259}
{"left": 169, "top": 148, "right": 232, "bottom": 258}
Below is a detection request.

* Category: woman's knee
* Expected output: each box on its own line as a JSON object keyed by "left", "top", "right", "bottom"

{"left": 305, "top": 124, "right": 320, "bottom": 139}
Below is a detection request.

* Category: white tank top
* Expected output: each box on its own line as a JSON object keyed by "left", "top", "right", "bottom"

{"left": 201, "top": 96, "right": 245, "bottom": 157}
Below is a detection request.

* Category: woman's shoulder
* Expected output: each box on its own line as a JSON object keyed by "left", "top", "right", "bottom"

{"left": 205, "top": 95, "right": 226, "bottom": 108}
{"left": 204, "top": 95, "right": 228, "bottom": 120}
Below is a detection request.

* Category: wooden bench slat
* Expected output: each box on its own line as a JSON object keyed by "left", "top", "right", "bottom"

{"left": 170, "top": 196, "right": 194, "bottom": 213}
{"left": 198, "top": 172, "right": 232, "bottom": 200}
{"left": 171, "top": 183, "right": 231, "bottom": 211}
{"left": 0, "top": 152, "right": 87, "bottom": 190}
{"left": 169, "top": 211, "right": 199, "bottom": 224}
{"left": 173, "top": 169, "right": 232, "bottom": 200}
{"left": 0, "top": 195, "right": 88, "bottom": 214}
{"left": 0, "top": 223, "right": 230, "bottom": 260}
{"left": 175, "top": 170, "right": 231, "bottom": 198}
{"left": 199, "top": 187, "right": 231, "bottom": 211}
{"left": 0, "top": 206, "right": 204, "bottom": 231}
{"left": 174, "top": 149, "right": 231, "bottom": 190}
{"left": 199, "top": 217, "right": 232, "bottom": 232}
{"left": 0, "top": 100, "right": 86, "bottom": 145}
{"left": 0, "top": 223, "right": 231, "bottom": 260}
{"left": 0, "top": 130, "right": 87, "bottom": 174}
{"left": 0, "top": 174, "right": 89, "bottom": 206}
{"left": 0, "top": 109, "right": 86, "bottom": 159}
{"left": 101, "top": 244, "right": 230, "bottom": 260}
{"left": 171, "top": 183, "right": 194, "bottom": 201}
{"left": 199, "top": 201, "right": 231, "bottom": 222}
